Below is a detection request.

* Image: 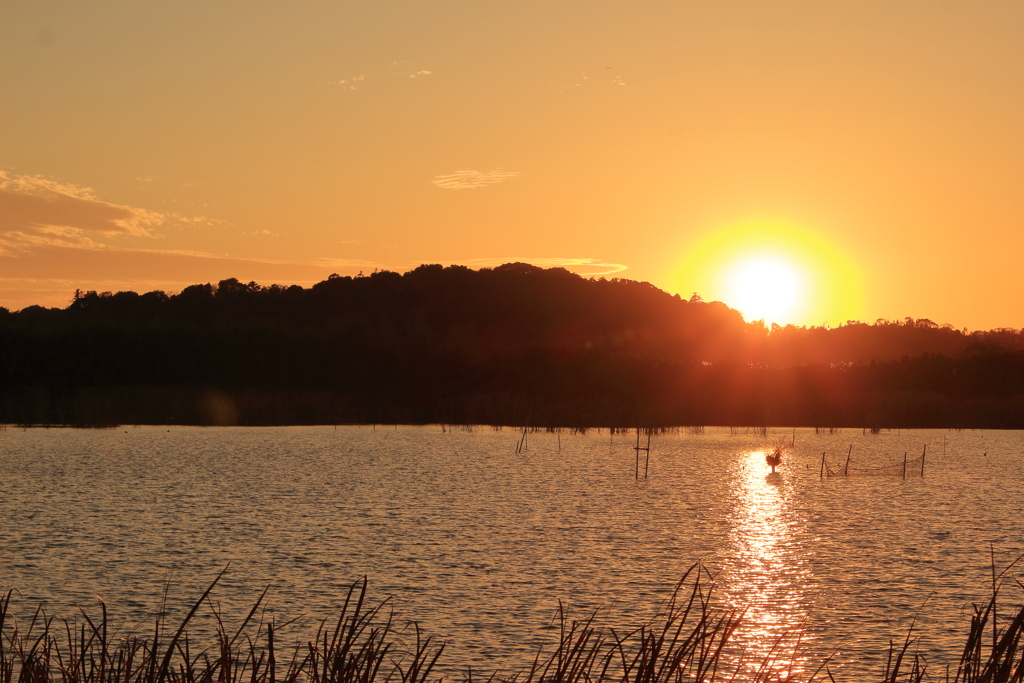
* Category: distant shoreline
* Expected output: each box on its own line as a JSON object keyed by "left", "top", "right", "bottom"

{"left": 5, "top": 380, "right": 1024, "bottom": 429}
{"left": 6, "top": 267, "right": 1024, "bottom": 430}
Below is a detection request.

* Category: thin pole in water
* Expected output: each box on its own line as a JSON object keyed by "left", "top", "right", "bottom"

{"left": 921, "top": 444, "right": 927, "bottom": 477}
{"left": 633, "top": 428, "right": 651, "bottom": 479}
{"left": 844, "top": 444, "right": 852, "bottom": 476}
{"left": 557, "top": 432, "right": 561, "bottom": 453}
{"left": 634, "top": 430, "right": 640, "bottom": 480}
{"left": 902, "top": 452, "right": 907, "bottom": 479}
{"left": 644, "top": 431, "right": 651, "bottom": 478}
{"left": 820, "top": 451, "right": 826, "bottom": 479}
{"left": 792, "top": 427, "right": 796, "bottom": 446}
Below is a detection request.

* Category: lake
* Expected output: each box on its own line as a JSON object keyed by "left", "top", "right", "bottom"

{"left": 1, "top": 425, "right": 1021, "bottom": 679}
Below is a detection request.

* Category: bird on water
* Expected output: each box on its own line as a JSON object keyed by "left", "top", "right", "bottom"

{"left": 765, "top": 442, "right": 785, "bottom": 473}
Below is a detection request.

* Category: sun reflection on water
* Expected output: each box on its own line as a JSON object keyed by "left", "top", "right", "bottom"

{"left": 718, "top": 447, "right": 818, "bottom": 679}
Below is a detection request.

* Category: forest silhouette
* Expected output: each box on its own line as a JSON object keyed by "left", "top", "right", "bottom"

{"left": 3, "top": 263, "right": 1024, "bottom": 427}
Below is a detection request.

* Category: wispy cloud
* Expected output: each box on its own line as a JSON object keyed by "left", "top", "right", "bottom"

{"left": 1, "top": 226, "right": 106, "bottom": 253}
{"left": 168, "top": 212, "right": 220, "bottom": 227}
{"left": 0, "top": 171, "right": 163, "bottom": 238}
{"left": 408, "top": 70, "right": 432, "bottom": 78}
{"left": 330, "top": 75, "right": 365, "bottom": 91}
{"left": 432, "top": 169, "right": 520, "bottom": 190}
{"left": 554, "top": 68, "right": 627, "bottom": 93}
{"left": 0, "top": 172, "right": 219, "bottom": 255}
{"left": 447, "top": 257, "right": 628, "bottom": 277}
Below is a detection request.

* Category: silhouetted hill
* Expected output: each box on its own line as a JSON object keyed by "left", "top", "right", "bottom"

{"left": 2, "top": 263, "right": 1024, "bottom": 427}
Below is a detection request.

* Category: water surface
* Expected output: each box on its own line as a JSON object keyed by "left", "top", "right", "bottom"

{"left": 1, "top": 426, "right": 1021, "bottom": 678}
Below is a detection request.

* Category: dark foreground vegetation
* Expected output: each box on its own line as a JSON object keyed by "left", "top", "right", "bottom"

{"left": 4, "top": 263, "right": 1024, "bottom": 427}
{"left": 3, "top": 563, "right": 1023, "bottom": 683}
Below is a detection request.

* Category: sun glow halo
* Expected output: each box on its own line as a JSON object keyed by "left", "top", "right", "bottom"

{"left": 723, "top": 255, "right": 804, "bottom": 324}
{"left": 673, "top": 220, "right": 863, "bottom": 327}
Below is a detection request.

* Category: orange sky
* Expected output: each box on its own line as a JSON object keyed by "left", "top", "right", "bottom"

{"left": 2, "top": 1, "right": 1022, "bottom": 329}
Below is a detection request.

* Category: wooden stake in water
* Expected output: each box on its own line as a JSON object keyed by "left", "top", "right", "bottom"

{"left": 819, "top": 451, "right": 826, "bottom": 479}
{"left": 902, "top": 452, "right": 908, "bottom": 479}
{"left": 921, "top": 444, "right": 927, "bottom": 477}
{"left": 634, "top": 428, "right": 651, "bottom": 480}
{"left": 644, "top": 432, "right": 651, "bottom": 478}
{"left": 516, "top": 426, "right": 528, "bottom": 454}
{"left": 844, "top": 444, "right": 852, "bottom": 476}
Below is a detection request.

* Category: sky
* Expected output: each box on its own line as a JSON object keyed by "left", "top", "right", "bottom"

{"left": 2, "top": 1, "right": 1023, "bottom": 329}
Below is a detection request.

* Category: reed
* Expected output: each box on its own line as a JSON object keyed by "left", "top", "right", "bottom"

{"left": 2, "top": 561, "right": 1022, "bottom": 683}
{"left": 0, "top": 575, "right": 443, "bottom": 683}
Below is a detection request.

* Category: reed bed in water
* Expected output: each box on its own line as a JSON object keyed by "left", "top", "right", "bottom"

{"left": 2, "top": 563, "right": 1023, "bottom": 683}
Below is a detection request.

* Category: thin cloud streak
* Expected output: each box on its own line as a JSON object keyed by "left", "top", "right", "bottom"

{"left": 1, "top": 234, "right": 627, "bottom": 310}
{"left": 0, "top": 244, "right": 380, "bottom": 310}
{"left": 432, "top": 169, "right": 520, "bottom": 190}
{"left": 446, "top": 257, "right": 628, "bottom": 276}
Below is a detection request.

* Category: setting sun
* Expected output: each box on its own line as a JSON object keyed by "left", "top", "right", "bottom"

{"left": 674, "top": 220, "right": 863, "bottom": 327}
{"left": 723, "top": 255, "right": 805, "bottom": 324}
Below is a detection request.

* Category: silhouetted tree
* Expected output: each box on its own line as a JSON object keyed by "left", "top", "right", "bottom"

{"left": 3, "top": 263, "right": 1024, "bottom": 426}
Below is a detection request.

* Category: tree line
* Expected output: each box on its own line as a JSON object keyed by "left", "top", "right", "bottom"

{"left": 2, "top": 262, "right": 1023, "bottom": 427}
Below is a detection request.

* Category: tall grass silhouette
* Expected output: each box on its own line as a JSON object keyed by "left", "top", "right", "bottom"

{"left": 2, "top": 561, "right": 1022, "bottom": 683}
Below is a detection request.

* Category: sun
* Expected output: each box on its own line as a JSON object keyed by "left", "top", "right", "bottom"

{"left": 723, "top": 255, "right": 804, "bottom": 324}
{"left": 672, "top": 219, "right": 862, "bottom": 327}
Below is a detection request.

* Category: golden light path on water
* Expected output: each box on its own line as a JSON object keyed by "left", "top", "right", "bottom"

{"left": 718, "top": 447, "right": 818, "bottom": 680}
